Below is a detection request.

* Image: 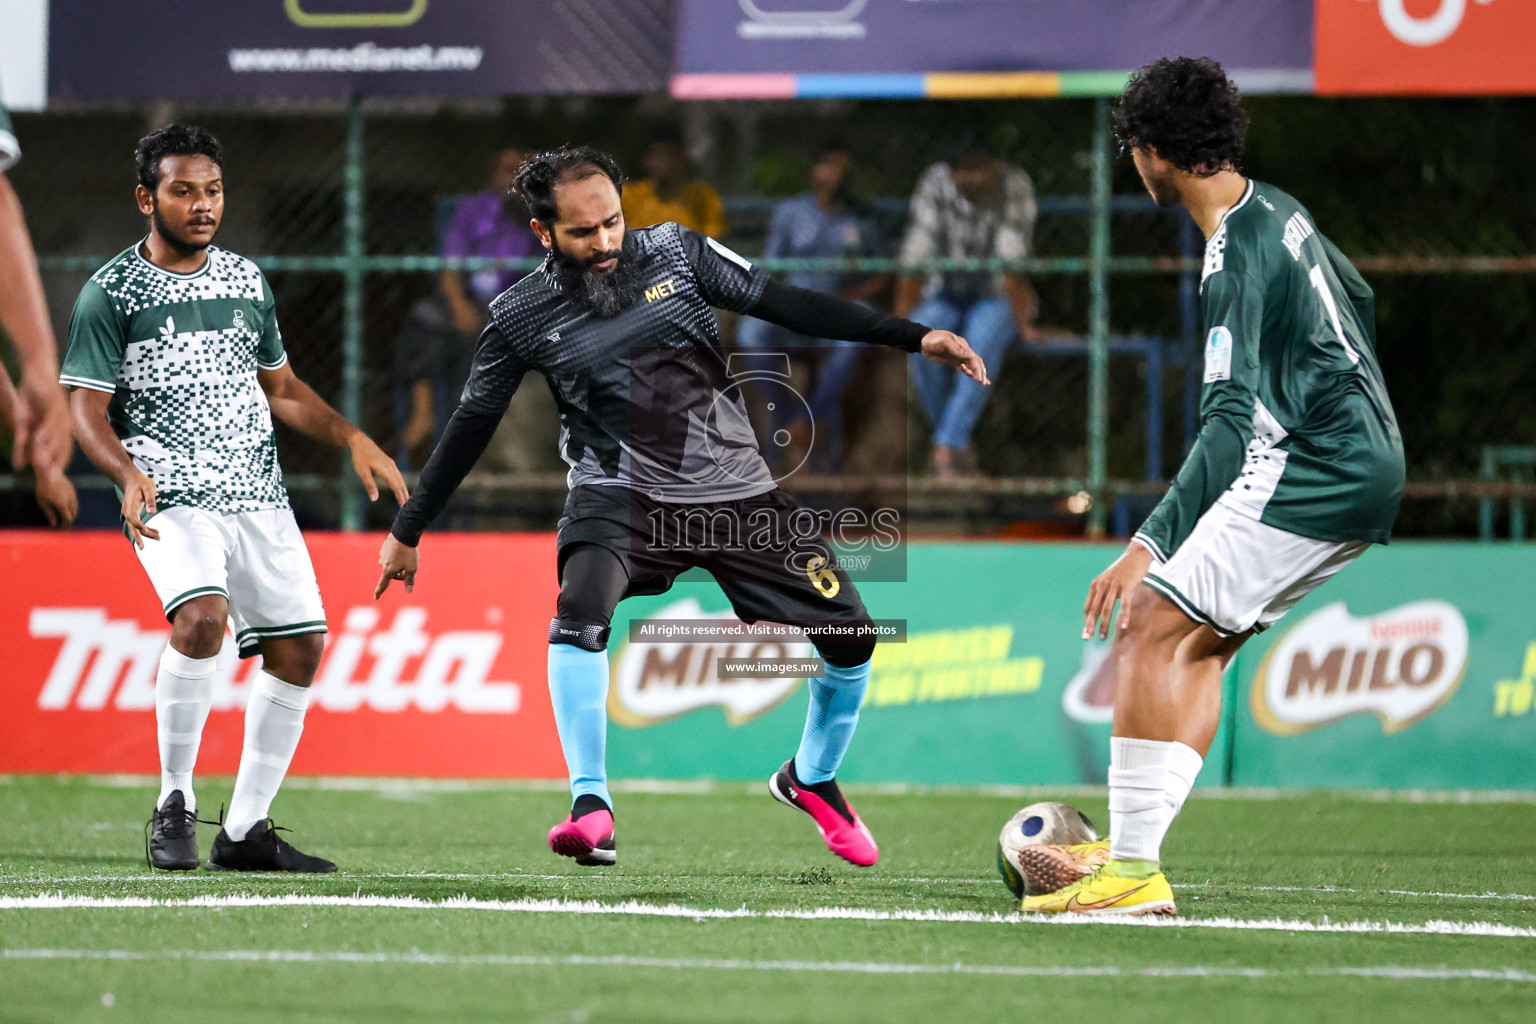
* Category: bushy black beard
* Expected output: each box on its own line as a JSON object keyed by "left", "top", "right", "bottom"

{"left": 551, "top": 233, "right": 644, "bottom": 318}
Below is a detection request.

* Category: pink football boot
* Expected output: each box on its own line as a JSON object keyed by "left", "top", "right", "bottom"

{"left": 769, "top": 759, "right": 879, "bottom": 867}
{"left": 547, "top": 808, "right": 616, "bottom": 866}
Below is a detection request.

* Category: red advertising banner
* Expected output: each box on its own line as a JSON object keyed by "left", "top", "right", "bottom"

{"left": 1316, "top": 0, "right": 1536, "bottom": 95}
{"left": 0, "top": 531, "right": 564, "bottom": 778}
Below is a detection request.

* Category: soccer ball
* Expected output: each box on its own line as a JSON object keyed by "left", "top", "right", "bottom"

{"left": 995, "top": 801, "right": 1099, "bottom": 898}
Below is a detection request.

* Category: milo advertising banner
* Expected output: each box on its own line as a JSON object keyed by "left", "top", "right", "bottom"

{"left": 1231, "top": 546, "right": 1531, "bottom": 790}
{"left": 603, "top": 545, "right": 1232, "bottom": 788}
{"left": 605, "top": 543, "right": 1535, "bottom": 791}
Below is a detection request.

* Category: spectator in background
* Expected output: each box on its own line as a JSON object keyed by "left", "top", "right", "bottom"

{"left": 897, "top": 149, "right": 1040, "bottom": 478}
{"left": 395, "top": 146, "right": 540, "bottom": 465}
{"left": 621, "top": 126, "right": 728, "bottom": 239}
{"left": 737, "top": 146, "right": 887, "bottom": 471}
{"left": 0, "top": 95, "right": 77, "bottom": 526}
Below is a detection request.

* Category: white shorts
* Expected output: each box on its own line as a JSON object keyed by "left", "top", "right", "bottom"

{"left": 135, "top": 505, "right": 327, "bottom": 658}
{"left": 1139, "top": 503, "right": 1369, "bottom": 637}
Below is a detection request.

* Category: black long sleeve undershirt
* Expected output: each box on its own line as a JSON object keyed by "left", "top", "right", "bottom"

{"left": 389, "top": 403, "right": 501, "bottom": 546}
{"left": 748, "top": 277, "right": 929, "bottom": 353}
{"left": 389, "top": 282, "right": 931, "bottom": 546}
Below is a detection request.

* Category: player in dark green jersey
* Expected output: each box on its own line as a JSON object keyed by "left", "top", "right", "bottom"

{"left": 1020, "top": 58, "right": 1405, "bottom": 917}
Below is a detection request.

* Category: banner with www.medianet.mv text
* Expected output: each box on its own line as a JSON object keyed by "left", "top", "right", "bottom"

{"left": 48, "top": 0, "right": 675, "bottom": 101}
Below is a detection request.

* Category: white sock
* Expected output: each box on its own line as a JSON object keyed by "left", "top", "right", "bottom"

{"left": 225, "top": 672, "right": 310, "bottom": 842}
{"left": 1108, "top": 736, "right": 1174, "bottom": 864}
{"left": 155, "top": 646, "right": 217, "bottom": 812}
{"left": 1163, "top": 742, "right": 1205, "bottom": 819}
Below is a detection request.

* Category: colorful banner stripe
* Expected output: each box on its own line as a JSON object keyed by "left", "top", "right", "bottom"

{"left": 671, "top": 69, "right": 1310, "bottom": 100}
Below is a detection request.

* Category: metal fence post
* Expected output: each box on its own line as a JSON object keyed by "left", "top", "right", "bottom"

{"left": 339, "top": 97, "right": 366, "bottom": 531}
{"left": 1087, "top": 97, "right": 1112, "bottom": 537}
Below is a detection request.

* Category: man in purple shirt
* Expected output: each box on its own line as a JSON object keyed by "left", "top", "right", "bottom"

{"left": 397, "top": 147, "right": 540, "bottom": 460}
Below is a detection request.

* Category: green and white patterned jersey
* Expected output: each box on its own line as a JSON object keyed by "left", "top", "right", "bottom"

{"left": 0, "top": 99, "right": 20, "bottom": 171}
{"left": 1137, "top": 180, "right": 1404, "bottom": 559}
{"left": 60, "top": 242, "right": 291, "bottom": 514}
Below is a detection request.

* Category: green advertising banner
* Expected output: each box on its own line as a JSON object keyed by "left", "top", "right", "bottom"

{"left": 605, "top": 543, "right": 1534, "bottom": 792}
{"left": 1227, "top": 545, "right": 1535, "bottom": 790}
{"left": 604, "top": 544, "right": 1221, "bottom": 788}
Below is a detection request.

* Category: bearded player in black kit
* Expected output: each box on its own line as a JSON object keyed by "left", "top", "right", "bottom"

{"left": 375, "top": 147, "right": 986, "bottom": 868}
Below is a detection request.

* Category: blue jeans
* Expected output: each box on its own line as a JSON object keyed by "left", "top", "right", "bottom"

{"left": 908, "top": 295, "right": 1014, "bottom": 450}
{"left": 736, "top": 314, "right": 865, "bottom": 470}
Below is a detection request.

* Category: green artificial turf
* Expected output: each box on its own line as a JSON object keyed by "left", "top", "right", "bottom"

{"left": 2, "top": 776, "right": 1534, "bottom": 1023}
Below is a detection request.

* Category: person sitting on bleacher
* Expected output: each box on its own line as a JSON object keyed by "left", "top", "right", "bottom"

{"left": 621, "top": 126, "right": 729, "bottom": 240}
{"left": 897, "top": 148, "right": 1041, "bottom": 478}
{"left": 737, "top": 146, "right": 888, "bottom": 471}
{"left": 395, "top": 147, "right": 539, "bottom": 464}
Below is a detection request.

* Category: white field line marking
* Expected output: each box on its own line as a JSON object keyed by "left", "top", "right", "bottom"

{"left": 1186, "top": 882, "right": 1536, "bottom": 902}
{"left": 3, "top": 948, "right": 1535, "bottom": 982}
{"left": 6, "top": 775, "right": 1534, "bottom": 804}
{"left": 3, "top": 893, "right": 1534, "bottom": 939}
{"left": 5, "top": 875, "right": 1534, "bottom": 904}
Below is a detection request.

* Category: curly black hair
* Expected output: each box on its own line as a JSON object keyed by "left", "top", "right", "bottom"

{"left": 135, "top": 124, "right": 225, "bottom": 192}
{"left": 512, "top": 146, "right": 626, "bottom": 225}
{"left": 1113, "top": 57, "right": 1248, "bottom": 177}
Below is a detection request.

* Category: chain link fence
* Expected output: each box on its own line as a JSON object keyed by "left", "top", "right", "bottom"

{"left": 4, "top": 95, "right": 1533, "bottom": 538}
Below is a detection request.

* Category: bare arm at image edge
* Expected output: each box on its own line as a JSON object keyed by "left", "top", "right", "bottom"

{"left": 0, "top": 169, "right": 72, "bottom": 474}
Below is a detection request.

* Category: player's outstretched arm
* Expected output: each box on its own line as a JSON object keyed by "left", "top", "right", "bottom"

{"left": 258, "top": 363, "right": 408, "bottom": 506}
{"left": 376, "top": 323, "right": 529, "bottom": 599}
{"left": 0, "top": 173, "right": 71, "bottom": 475}
{"left": 374, "top": 402, "right": 504, "bottom": 599}
{"left": 0, "top": 371, "right": 71, "bottom": 523}
{"left": 746, "top": 278, "right": 989, "bottom": 384}
{"left": 69, "top": 388, "right": 158, "bottom": 546}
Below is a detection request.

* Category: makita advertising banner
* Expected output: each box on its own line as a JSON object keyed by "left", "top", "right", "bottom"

{"left": 46, "top": 0, "right": 675, "bottom": 101}
{"left": 0, "top": 531, "right": 566, "bottom": 777}
{"left": 1315, "top": 0, "right": 1536, "bottom": 95}
{"left": 672, "top": 0, "right": 1314, "bottom": 98}
{"left": 2, "top": 534, "right": 1532, "bottom": 789}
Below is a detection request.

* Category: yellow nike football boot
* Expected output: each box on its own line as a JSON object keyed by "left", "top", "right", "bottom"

{"left": 1018, "top": 860, "right": 1177, "bottom": 916}
{"left": 1017, "top": 838, "right": 1111, "bottom": 894}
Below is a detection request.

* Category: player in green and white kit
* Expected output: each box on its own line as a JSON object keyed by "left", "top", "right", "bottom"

{"left": 62, "top": 125, "right": 408, "bottom": 872}
{"left": 1020, "top": 59, "right": 1404, "bottom": 916}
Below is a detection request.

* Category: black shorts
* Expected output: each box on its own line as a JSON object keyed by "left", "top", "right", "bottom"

{"left": 556, "top": 484, "right": 868, "bottom": 630}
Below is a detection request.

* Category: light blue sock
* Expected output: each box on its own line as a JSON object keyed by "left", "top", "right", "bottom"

{"left": 548, "top": 644, "right": 612, "bottom": 810}
{"left": 793, "top": 658, "right": 871, "bottom": 784}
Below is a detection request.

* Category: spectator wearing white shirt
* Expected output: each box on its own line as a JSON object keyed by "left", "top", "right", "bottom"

{"left": 896, "top": 151, "right": 1040, "bottom": 478}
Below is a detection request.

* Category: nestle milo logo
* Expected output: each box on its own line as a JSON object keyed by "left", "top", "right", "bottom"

{"left": 1251, "top": 601, "right": 1468, "bottom": 735}
{"left": 609, "top": 598, "right": 812, "bottom": 727}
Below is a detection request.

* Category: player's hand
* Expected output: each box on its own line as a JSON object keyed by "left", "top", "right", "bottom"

{"left": 34, "top": 468, "right": 79, "bottom": 528}
{"left": 122, "top": 468, "right": 160, "bottom": 548}
{"left": 375, "top": 533, "right": 419, "bottom": 598}
{"left": 18, "top": 376, "right": 72, "bottom": 476}
{"left": 348, "top": 431, "right": 410, "bottom": 506}
{"left": 919, "top": 330, "right": 990, "bottom": 386}
{"left": 1084, "top": 542, "right": 1154, "bottom": 640}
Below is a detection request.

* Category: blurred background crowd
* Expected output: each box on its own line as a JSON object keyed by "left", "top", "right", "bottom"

{"left": 3, "top": 94, "right": 1534, "bottom": 539}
